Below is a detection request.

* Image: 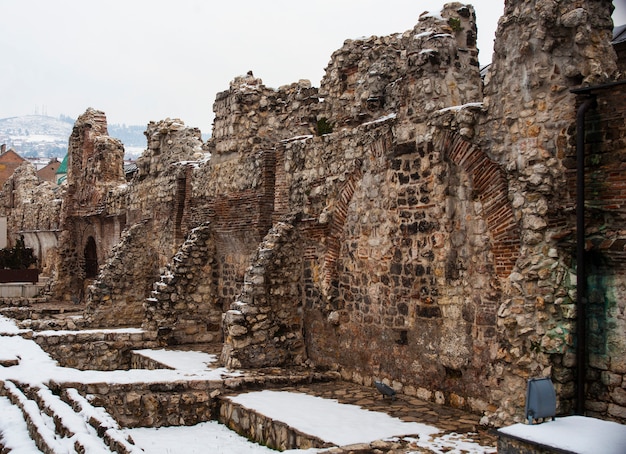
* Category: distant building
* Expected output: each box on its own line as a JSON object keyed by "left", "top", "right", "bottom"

{"left": 55, "top": 154, "right": 68, "bottom": 184}
{"left": 614, "top": 24, "right": 626, "bottom": 73}
{"left": 0, "top": 146, "right": 26, "bottom": 187}
{"left": 37, "top": 157, "right": 61, "bottom": 184}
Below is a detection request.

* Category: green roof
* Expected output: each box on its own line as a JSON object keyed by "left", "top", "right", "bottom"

{"left": 56, "top": 154, "right": 68, "bottom": 175}
{"left": 55, "top": 154, "right": 68, "bottom": 184}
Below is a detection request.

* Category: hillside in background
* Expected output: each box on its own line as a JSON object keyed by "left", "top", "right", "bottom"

{"left": 0, "top": 115, "right": 148, "bottom": 160}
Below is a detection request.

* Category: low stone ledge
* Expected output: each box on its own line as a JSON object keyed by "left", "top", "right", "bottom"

{"left": 218, "top": 397, "right": 334, "bottom": 451}
{"left": 222, "top": 369, "right": 341, "bottom": 391}
{"left": 130, "top": 351, "right": 175, "bottom": 370}
{"left": 50, "top": 380, "right": 223, "bottom": 429}
{"left": 497, "top": 431, "right": 573, "bottom": 454}
{"left": 0, "top": 296, "right": 48, "bottom": 308}
{"left": 31, "top": 329, "right": 159, "bottom": 371}
{"left": 497, "top": 416, "right": 626, "bottom": 454}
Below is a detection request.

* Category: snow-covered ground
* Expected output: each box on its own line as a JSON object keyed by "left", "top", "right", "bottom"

{"left": 499, "top": 416, "right": 626, "bottom": 454}
{"left": 0, "top": 314, "right": 495, "bottom": 453}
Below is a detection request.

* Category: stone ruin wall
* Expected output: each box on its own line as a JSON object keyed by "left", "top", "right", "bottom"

{"left": 53, "top": 109, "right": 127, "bottom": 301}
{"left": 565, "top": 84, "right": 626, "bottom": 421}
{"left": 1, "top": 0, "right": 625, "bottom": 426}
{"left": 221, "top": 4, "right": 505, "bottom": 413}
{"left": 0, "top": 163, "right": 63, "bottom": 274}
{"left": 218, "top": 0, "right": 626, "bottom": 424}
{"left": 477, "top": 0, "right": 621, "bottom": 423}
{"left": 319, "top": 5, "right": 481, "bottom": 138}
{"left": 174, "top": 74, "right": 322, "bottom": 326}
{"left": 76, "top": 116, "right": 205, "bottom": 324}
{"left": 84, "top": 221, "right": 159, "bottom": 327}
{"left": 222, "top": 219, "right": 306, "bottom": 369}
{"left": 48, "top": 111, "right": 219, "bottom": 334}
{"left": 143, "top": 224, "right": 222, "bottom": 346}
{"left": 127, "top": 118, "right": 205, "bottom": 259}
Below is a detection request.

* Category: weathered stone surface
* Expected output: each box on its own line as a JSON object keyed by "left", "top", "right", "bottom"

{"left": 1, "top": 0, "right": 624, "bottom": 430}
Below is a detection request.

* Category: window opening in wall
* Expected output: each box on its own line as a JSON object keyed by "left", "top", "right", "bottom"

{"left": 175, "top": 175, "right": 187, "bottom": 242}
{"left": 84, "top": 236, "right": 98, "bottom": 278}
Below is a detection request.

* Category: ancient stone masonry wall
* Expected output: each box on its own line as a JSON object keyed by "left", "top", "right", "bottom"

{"left": 32, "top": 329, "right": 158, "bottom": 371}
{"left": 53, "top": 109, "right": 127, "bottom": 301}
{"left": 144, "top": 224, "right": 222, "bottom": 346}
{"left": 565, "top": 83, "right": 626, "bottom": 422}
{"left": 57, "top": 380, "right": 218, "bottom": 428}
{"left": 222, "top": 220, "right": 305, "bottom": 369}
{"left": 128, "top": 118, "right": 204, "bottom": 262}
{"left": 64, "top": 108, "right": 125, "bottom": 214}
{"left": 190, "top": 150, "right": 270, "bottom": 312}
{"left": 59, "top": 116, "right": 204, "bottom": 310}
{"left": 478, "top": 0, "right": 620, "bottom": 424}
{"left": 84, "top": 220, "right": 159, "bottom": 328}
{"left": 271, "top": 121, "right": 504, "bottom": 413}
{"left": 319, "top": 2, "right": 482, "bottom": 142}
{"left": 0, "top": 163, "right": 62, "bottom": 236}
{"left": 219, "top": 2, "right": 508, "bottom": 413}
{"left": 8, "top": 0, "right": 625, "bottom": 430}
{"left": 191, "top": 75, "right": 319, "bottom": 313}
{"left": 209, "top": 72, "right": 319, "bottom": 156}
{"left": 0, "top": 162, "right": 63, "bottom": 273}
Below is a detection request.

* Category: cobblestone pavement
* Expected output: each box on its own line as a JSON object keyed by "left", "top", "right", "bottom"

{"left": 278, "top": 380, "right": 498, "bottom": 452}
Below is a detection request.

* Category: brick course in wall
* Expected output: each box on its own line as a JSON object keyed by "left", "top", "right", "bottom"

{"left": 564, "top": 82, "right": 626, "bottom": 422}
{"left": 2, "top": 1, "right": 625, "bottom": 429}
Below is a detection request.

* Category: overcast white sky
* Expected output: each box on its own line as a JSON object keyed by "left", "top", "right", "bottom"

{"left": 1, "top": 1, "right": 625, "bottom": 133}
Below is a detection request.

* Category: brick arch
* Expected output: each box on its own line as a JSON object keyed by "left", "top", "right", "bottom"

{"left": 434, "top": 130, "right": 520, "bottom": 278}
{"left": 322, "top": 159, "right": 363, "bottom": 293}
{"left": 321, "top": 130, "right": 393, "bottom": 297}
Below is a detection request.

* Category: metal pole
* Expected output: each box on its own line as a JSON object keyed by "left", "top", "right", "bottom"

{"left": 575, "top": 96, "right": 596, "bottom": 415}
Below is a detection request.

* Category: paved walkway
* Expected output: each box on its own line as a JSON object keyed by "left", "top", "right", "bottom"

{"left": 0, "top": 300, "right": 498, "bottom": 452}
{"left": 279, "top": 380, "right": 498, "bottom": 449}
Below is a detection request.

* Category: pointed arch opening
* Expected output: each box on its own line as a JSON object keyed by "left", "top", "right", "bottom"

{"left": 84, "top": 236, "right": 98, "bottom": 278}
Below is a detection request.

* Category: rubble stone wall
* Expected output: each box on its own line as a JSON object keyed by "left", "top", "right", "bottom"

{"left": 81, "top": 118, "right": 204, "bottom": 322}
{"left": 84, "top": 221, "right": 159, "bottom": 327}
{"left": 219, "top": 398, "right": 331, "bottom": 451}
{"left": 210, "top": 73, "right": 319, "bottom": 156}
{"left": 56, "top": 381, "right": 218, "bottom": 428}
{"left": 190, "top": 151, "right": 269, "bottom": 313}
{"left": 1, "top": 0, "right": 624, "bottom": 428}
{"left": 222, "top": 4, "right": 501, "bottom": 412}
{"left": 222, "top": 220, "right": 305, "bottom": 368}
{"left": 144, "top": 224, "right": 222, "bottom": 346}
{"left": 32, "top": 329, "right": 158, "bottom": 371}
{"left": 0, "top": 163, "right": 62, "bottom": 273}
{"left": 320, "top": 3, "right": 482, "bottom": 135}
{"left": 263, "top": 122, "right": 507, "bottom": 413}
{"left": 567, "top": 83, "right": 626, "bottom": 421}
{"left": 53, "top": 109, "right": 127, "bottom": 301}
{"left": 478, "top": 0, "right": 620, "bottom": 424}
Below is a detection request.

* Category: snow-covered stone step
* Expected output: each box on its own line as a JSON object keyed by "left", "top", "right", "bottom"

{"left": 0, "top": 394, "right": 42, "bottom": 453}
{"left": 1, "top": 380, "right": 69, "bottom": 454}
{"left": 25, "top": 383, "right": 112, "bottom": 453}
{"left": 61, "top": 387, "right": 145, "bottom": 454}
{"left": 217, "top": 394, "right": 334, "bottom": 451}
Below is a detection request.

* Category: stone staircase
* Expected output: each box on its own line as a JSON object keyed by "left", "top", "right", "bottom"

{"left": 0, "top": 379, "right": 144, "bottom": 453}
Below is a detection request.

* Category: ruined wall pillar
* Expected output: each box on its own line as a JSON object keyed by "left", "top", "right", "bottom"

{"left": 53, "top": 108, "right": 126, "bottom": 301}
{"left": 479, "top": 0, "right": 618, "bottom": 424}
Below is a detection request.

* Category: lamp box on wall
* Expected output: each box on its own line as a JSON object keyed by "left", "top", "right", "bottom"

{"left": 525, "top": 377, "right": 557, "bottom": 425}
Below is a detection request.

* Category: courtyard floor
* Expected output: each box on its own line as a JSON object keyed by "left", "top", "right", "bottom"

{"left": 0, "top": 313, "right": 497, "bottom": 453}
